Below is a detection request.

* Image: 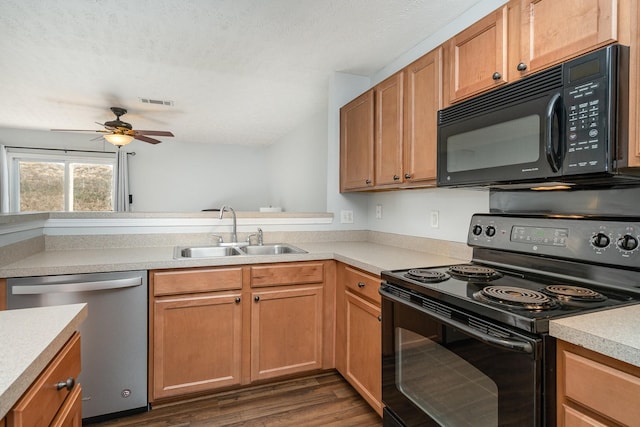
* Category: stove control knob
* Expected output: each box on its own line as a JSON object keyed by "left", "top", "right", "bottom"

{"left": 617, "top": 234, "right": 639, "bottom": 251}
{"left": 485, "top": 226, "right": 496, "bottom": 237}
{"left": 472, "top": 225, "right": 483, "bottom": 236}
{"left": 591, "top": 232, "right": 610, "bottom": 248}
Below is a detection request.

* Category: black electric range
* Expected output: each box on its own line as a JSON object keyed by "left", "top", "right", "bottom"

{"left": 381, "top": 213, "right": 640, "bottom": 334}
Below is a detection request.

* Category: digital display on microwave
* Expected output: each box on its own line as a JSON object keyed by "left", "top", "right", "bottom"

{"left": 569, "top": 58, "right": 600, "bottom": 82}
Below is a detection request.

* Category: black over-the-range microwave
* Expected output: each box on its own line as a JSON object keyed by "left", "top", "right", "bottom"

{"left": 437, "top": 44, "right": 639, "bottom": 188}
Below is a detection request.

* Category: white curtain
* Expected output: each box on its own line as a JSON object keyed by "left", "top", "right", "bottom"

{"left": 115, "top": 150, "right": 131, "bottom": 212}
{"left": 0, "top": 145, "right": 9, "bottom": 213}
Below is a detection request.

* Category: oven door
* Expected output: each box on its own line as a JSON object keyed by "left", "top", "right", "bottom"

{"left": 381, "top": 286, "right": 543, "bottom": 427}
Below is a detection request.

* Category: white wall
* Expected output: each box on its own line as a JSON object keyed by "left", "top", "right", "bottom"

{"left": 266, "top": 110, "right": 328, "bottom": 212}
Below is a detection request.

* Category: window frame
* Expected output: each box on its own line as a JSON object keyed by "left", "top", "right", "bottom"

{"left": 6, "top": 148, "right": 117, "bottom": 212}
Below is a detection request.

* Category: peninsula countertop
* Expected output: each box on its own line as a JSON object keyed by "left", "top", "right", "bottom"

{"left": 0, "top": 303, "right": 88, "bottom": 419}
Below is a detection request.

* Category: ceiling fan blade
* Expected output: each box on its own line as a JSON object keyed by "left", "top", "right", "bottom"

{"left": 133, "top": 130, "right": 174, "bottom": 137}
{"left": 134, "top": 134, "right": 162, "bottom": 144}
{"left": 51, "top": 129, "right": 108, "bottom": 133}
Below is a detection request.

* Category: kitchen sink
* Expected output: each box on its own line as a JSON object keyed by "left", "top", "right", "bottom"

{"left": 176, "top": 245, "right": 244, "bottom": 258}
{"left": 239, "top": 243, "right": 307, "bottom": 255}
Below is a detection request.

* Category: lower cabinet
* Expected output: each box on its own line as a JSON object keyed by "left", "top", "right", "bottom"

{"left": 251, "top": 285, "right": 323, "bottom": 381}
{"left": 7, "top": 332, "right": 82, "bottom": 427}
{"left": 557, "top": 339, "right": 640, "bottom": 426}
{"left": 336, "top": 263, "right": 383, "bottom": 416}
{"left": 149, "top": 261, "right": 333, "bottom": 404}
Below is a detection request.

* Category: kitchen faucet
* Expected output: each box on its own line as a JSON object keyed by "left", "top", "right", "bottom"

{"left": 247, "top": 227, "right": 263, "bottom": 245}
{"left": 218, "top": 205, "right": 238, "bottom": 243}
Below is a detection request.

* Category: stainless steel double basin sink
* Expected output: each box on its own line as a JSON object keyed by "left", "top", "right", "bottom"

{"left": 175, "top": 243, "right": 307, "bottom": 259}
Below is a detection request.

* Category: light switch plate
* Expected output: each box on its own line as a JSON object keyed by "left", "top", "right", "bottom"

{"left": 430, "top": 211, "right": 439, "bottom": 228}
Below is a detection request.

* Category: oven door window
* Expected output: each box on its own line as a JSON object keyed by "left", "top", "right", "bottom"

{"left": 397, "top": 327, "right": 498, "bottom": 426}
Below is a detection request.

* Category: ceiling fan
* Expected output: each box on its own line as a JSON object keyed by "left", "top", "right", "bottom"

{"left": 51, "top": 107, "right": 174, "bottom": 146}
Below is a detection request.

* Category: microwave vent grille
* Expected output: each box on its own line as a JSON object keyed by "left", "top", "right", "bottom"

{"left": 439, "top": 65, "right": 563, "bottom": 125}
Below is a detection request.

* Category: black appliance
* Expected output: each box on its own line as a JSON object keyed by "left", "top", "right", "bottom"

{"left": 380, "top": 213, "right": 640, "bottom": 426}
{"left": 437, "top": 44, "right": 636, "bottom": 188}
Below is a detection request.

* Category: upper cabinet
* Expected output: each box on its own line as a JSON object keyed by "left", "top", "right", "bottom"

{"left": 404, "top": 47, "right": 443, "bottom": 184}
{"left": 447, "top": 6, "right": 509, "bottom": 104}
{"left": 374, "top": 72, "right": 404, "bottom": 188}
{"left": 518, "top": 0, "right": 618, "bottom": 77}
{"left": 340, "top": 90, "right": 374, "bottom": 191}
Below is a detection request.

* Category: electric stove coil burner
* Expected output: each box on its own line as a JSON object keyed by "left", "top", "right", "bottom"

{"left": 542, "top": 285, "right": 607, "bottom": 303}
{"left": 474, "top": 286, "right": 559, "bottom": 310}
{"left": 448, "top": 264, "right": 502, "bottom": 281}
{"left": 405, "top": 269, "right": 450, "bottom": 283}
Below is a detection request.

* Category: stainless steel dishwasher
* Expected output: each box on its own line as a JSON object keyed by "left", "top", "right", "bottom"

{"left": 7, "top": 270, "right": 148, "bottom": 421}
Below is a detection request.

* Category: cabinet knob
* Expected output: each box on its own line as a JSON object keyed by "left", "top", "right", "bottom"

{"left": 516, "top": 62, "right": 528, "bottom": 71}
{"left": 365, "top": 179, "right": 372, "bottom": 185}
{"left": 393, "top": 175, "right": 400, "bottom": 181}
{"left": 357, "top": 282, "right": 366, "bottom": 288}
{"left": 254, "top": 296, "right": 260, "bottom": 302}
{"left": 404, "top": 173, "right": 411, "bottom": 179}
{"left": 56, "top": 377, "right": 75, "bottom": 391}
{"left": 235, "top": 297, "right": 241, "bottom": 304}
{"left": 377, "top": 315, "right": 382, "bottom": 322}
{"left": 492, "top": 72, "right": 502, "bottom": 81}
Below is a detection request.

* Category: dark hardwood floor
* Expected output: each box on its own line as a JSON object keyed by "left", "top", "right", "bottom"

{"left": 86, "top": 371, "right": 382, "bottom": 426}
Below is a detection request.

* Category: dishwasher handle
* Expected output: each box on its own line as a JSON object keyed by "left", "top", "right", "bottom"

{"left": 11, "top": 276, "right": 143, "bottom": 295}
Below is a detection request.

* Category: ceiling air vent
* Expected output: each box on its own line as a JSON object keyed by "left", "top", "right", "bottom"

{"left": 139, "top": 98, "right": 174, "bottom": 106}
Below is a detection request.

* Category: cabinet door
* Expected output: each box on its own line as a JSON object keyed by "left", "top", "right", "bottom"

{"left": 448, "top": 5, "right": 508, "bottom": 103}
{"left": 152, "top": 292, "right": 242, "bottom": 399}
{"left": 375, "top": 72, "right": 404, "bottom": 187}
{"left": 340, "top": 89, "right": 375, "bottom": 191}
{"left": 251, "top": 286, "right": 323, "bottom": 381}
{"left": 344, "top": 291, "right": 382, "bottom": 416}
{"left": 519, "top": 0, "right": 617, "bottom": 76}
{"left": 403, "top": 47, "right": 443, "bottom": 185}
{"left": 51, "top": 384, "right": 82, "bottom": 427}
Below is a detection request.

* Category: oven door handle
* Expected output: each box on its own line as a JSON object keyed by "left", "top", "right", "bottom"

{"left": 380, "top": 289, "right": 534, "bottom": 354}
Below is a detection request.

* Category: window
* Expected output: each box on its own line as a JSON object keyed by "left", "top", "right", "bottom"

{"left": 6, "top": 148, "right": 117, "bottom": 212}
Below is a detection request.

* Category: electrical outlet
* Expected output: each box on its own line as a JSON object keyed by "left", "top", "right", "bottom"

{"left": 430, "top": 210, "right": 439, "bottom": 228}
{"left": 340, "top": 210, "right": 354, "bottom": 224}
{"left": 375, "top": 204, "right": 383, "bottom": 219}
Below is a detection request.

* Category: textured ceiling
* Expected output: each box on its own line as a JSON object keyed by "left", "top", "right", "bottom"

{"left": 0, "top": 0, "right": 482, "bottom": 146}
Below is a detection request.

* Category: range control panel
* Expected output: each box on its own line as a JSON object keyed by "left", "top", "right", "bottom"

{"left": 468, "top": 214, "right": 640, "bottom": 269}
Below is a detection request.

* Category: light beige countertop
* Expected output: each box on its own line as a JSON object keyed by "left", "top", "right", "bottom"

{"left": 550, "top": 304, "right": 640, "bottom": 367}
{"left": 0, "top": 303, "right": 88, "bottom": 419}
{"left": 0, "top": 241, "right": 466, "bottom": 278}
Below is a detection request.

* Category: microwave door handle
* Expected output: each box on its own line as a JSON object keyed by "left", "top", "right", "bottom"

{"left": 545, "top": 93, "right": 562, "bottom": 172}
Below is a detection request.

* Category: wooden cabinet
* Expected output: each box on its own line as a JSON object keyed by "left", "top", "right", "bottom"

{"left": 447, "top": 5, "right": 509, "bottom": 104}
{"left": 149, "top": 261, "right": 333, "bottom": 403}
{"left": 403, "top": 47, "right": 443, "bottom": 185}
{"left": 518, "top": 0, "right": 618, "bottom": 78}
{"left": 150, "top": 267, "right": 244, "bottom": 400}
{"left": 249, "top": 262, "right": 325, "bottom": 381}
{"left": 7, "top": 333, "right": 82, "bottom": 427}
{"left": 375, "top": 72, "right": 404, "bottom": 188}
{"left": 557, "top": 339, "right": 640, "bottom": 426}
{"left": 340, "top": 90, "right": 375, "bottom": 191}
{"left": 336, "top": 264, "right": 382, "bottom": 416}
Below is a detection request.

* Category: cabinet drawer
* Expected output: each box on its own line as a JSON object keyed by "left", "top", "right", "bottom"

{"left": 251, "top": 262, "right": 324, "bottom": 288}
{"left": 562, "top": 349, "right": 640, "bottom": 426}
{"left": 8, "top": 333, "right": 81, "bottom": 427}
{"left": 562, "top": 404, "right": 608, "bottom": 427}
{"left": 153, "top": 267, "right": 243, "bottom": 296}
{"left": 343, "top": 266, "right": 381, "bottom": 304}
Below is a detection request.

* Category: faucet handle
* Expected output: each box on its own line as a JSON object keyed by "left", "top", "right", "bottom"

{"left": 212, "top": 234, "right": 224, "bottom": 244}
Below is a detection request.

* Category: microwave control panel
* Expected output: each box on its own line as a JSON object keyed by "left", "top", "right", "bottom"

{"left": 564, "top": 75, "right": 609, "bottom": 174}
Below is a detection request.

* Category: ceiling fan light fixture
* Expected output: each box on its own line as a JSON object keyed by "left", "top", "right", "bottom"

{"left": 104, "top": 133, "right": 134, "bottom": 146}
